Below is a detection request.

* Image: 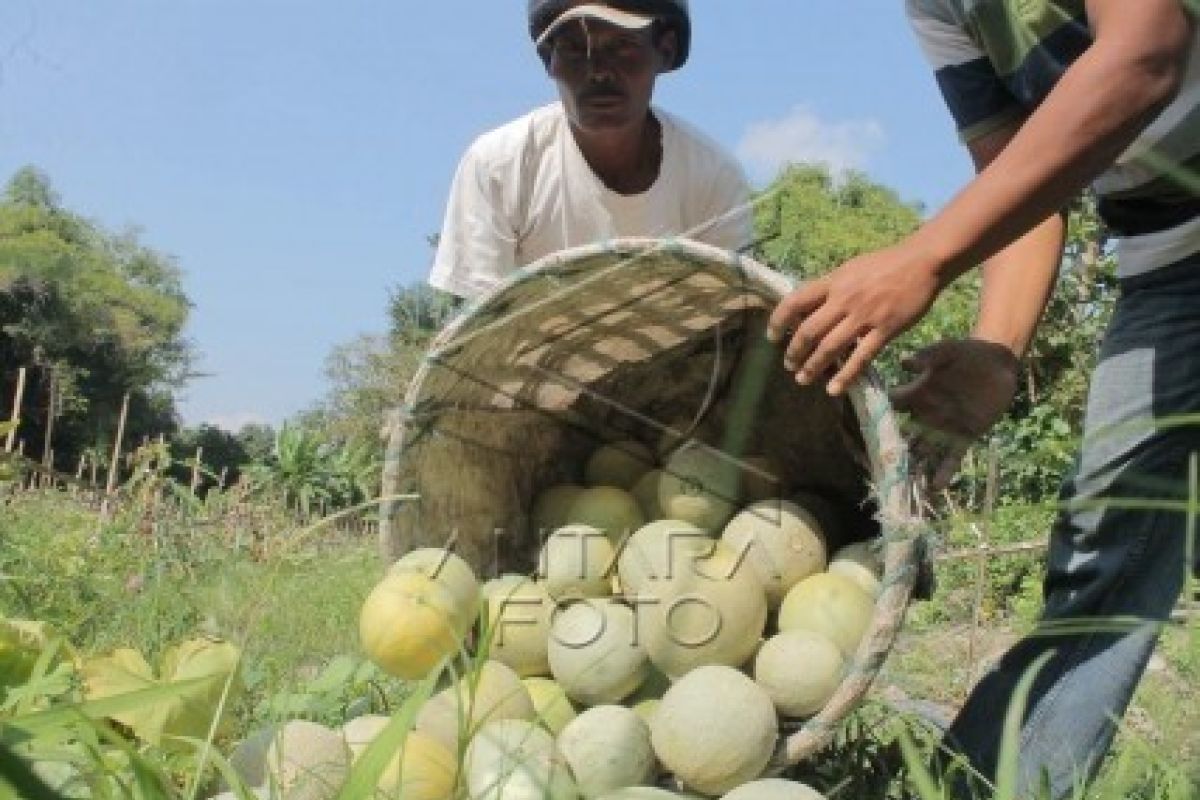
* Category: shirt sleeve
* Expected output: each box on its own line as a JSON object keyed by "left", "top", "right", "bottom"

{"left": 427, "top": 143, "right": 520, "bottom": 300}
{"left": 906, "top": 0, "right": 1025, "bottom": 143}
{"left": 691, "top": 159, "right": 755, "bottom": 254}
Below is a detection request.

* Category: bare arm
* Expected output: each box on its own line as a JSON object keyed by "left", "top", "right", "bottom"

{"left": 768, "top": 0, "right": 1193, "bottom": 395}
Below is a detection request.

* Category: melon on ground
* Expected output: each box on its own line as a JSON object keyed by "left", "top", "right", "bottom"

{"left": 597, "top": 789, "right": 690, "bottom": 800}
{"left": 651, "top": 666, "right": 777, "bottom": 796}
{"left": 522, "top": 676, "right": 578, "bottom": 735}
{"left": 567, "top": 486, "right": 646, "bottom": 544}
{"left": 777, "top": 573, "right": 874, "bottom": 658}
{"left": 415, "top": 660, "right": 535, "bottom": 751}
{"left": 539, "top": 525, "right": 617, "bottom": 600}
{"left": 464, "top": 718, "right": 578, "bottom": 800}
{"left": 827, "top": 541, "right": 883, "bottom": 598}
{"left": 376, "top": 729, "right": 458, "bottom": 800}
{"left": 534, "top": 484, "right": 586, "bottom": 535}
{"left": 720, "top": 499, "right": 827, "bottom": 608}
{"left": 227, "top": 725, "right": 276, "bottom": 789}
{"left": 720, "top": 778, "right": 826, "bottom": 800}
{"left": 341, "top": 715, "right": 389, "bottom": 759}
{"left": 481, "top": 575, "right": 555, "bottom": 677}
{"left": 558, "top": 705, "right": 657, "bottom": 799}
{"left": 658, "top": 444, "right": 742, "bottom": 532}
{"left": 631, "top": 468, "right": 667, "bottom": 521}
{"left": 359, "top": 572, "right": 464, "bottom": 680}
{"left": 639, "top": 542, "right": 768, "bottom": 678}
{"left": 586, "top": 440, "right": 656, "bottom": 489}
{"left": 616, "top": 519, "right": 711, "bottom": 595}
{"left": 548, "top": 599, "right": 648, "bottom": 706}
{"left": 265, "top": 720, "right": 351, "bottom": 800}
{"left": 389, "top": 548, "right": 481, "bottom": 633}
{"left": 753, "top": 630, "right": 845, "bottom": 718}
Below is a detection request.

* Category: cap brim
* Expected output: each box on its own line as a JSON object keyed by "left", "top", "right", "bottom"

{"left": 535, "top": 4, "right": 655, "bottom": 47}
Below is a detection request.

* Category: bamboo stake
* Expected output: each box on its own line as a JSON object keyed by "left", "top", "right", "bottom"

{"left": 190, "top": 446, "right": 203, "bottom": 494}
{"left": 42, "top": 367, "right": 57, "bottom": 470}
{"left": 5, "top": 367, "right": 26, "bottom": 453}
{"left": 966, "top": 441, "right": 999, "bottom": 695}
{"left": 105, "top": 392, "right": 131, "bottom": 497}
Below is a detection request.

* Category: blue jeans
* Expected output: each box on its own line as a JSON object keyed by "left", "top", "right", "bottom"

{"left": 943, "top": 252, "right": 1200, "bottom": 798}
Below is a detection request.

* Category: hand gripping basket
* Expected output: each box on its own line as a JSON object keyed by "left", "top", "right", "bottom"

{"left": 378, "top": 237, "right": 926, "bottom": 768}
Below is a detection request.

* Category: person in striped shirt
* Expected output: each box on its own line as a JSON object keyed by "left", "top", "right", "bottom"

{"left": 767, "top": 1, "right": 1196, "bottom": 796}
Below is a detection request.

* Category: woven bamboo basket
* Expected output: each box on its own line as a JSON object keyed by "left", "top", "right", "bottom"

{"left": 378, "top": 237, "right": 926, "bottom": 769}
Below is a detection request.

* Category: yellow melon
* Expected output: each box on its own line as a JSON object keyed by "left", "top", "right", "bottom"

{"left": 566, "top": 486, "right": 646, "bottom": 544}
{"left": 390, "top": 548, "right": 480, "bottom": 633}
{"left": 658, "top": 444, "right": 741, "bottom": 532}
{"left": 522, "top": 677, "right": 578, "bottom": 735}
{"left": 585, "top": 440, "right": 656, "bottom": 489}
{"left": 752, "top": 630, "right": 845, "bottom": 718}
{"left": 548, "top": 599, "right": 648, "bottom": 706}
{"left": 720, "top": 499, "right": 827, "bottom": 607}
{"left": 415, "top": 660, "right": 535, "bottom": 751}
{"left": 377, "top": 730, "right": 457, "bottom": 800}
{"left": 650, "top": 666, "right": 777, "bottom": 796}
{"left": 777, "top": 573, "right": 874, "bottom": 658}
{"left": 558, "top": 705, "right": 657, "bottom": 798}
{"left": 359, "top": 572, "right": 463, "bottom": 680}
{"left": 539, "top": 525, "right": 617, "bottom": 600}
{"left": 639, "top": 543, "right": 768, "bottom": 678}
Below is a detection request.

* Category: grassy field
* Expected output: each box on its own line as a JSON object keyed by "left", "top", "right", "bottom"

{"left": 1, "top": 488, "right": 1196, "bottom": 799}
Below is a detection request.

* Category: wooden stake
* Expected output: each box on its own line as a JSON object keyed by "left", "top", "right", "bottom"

{"left": 5, "top": 367, "right": 26, "bottom": 453}
{"left": 42, "top": 367, "right": 57, "bottom": 470}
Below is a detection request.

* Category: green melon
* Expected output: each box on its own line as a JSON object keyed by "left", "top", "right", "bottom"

{"left": 827, "top": 542, "right": 883, "bottom": 598}
{"left": 753, "top": 630, "right": 845, "bottom": 718}
{"left": 566, "top": 486, "right": 647, "bottom": 544}
{"left": 651, "top": 666, "right": 777, "bottom": 795}
{"left": 777, "top": 573, "right": 874, "bottom": 658}
{"left": 720, "top": 499, "right": 827, "bottom": 607}
{"left": 658, "top": 444, "right": 741, "bottom": 532}
{"left": 639, "top": 543, "right": 768, "bottom": 678}
{"left": 464, "top": 718, "right": 577, "bottom": 800}
{"left": 720, "top": 778, "right": 826, "bottom": 800}
{"left": 548, "top": 599, "right": 648, "bottom": 706}
{"left": 586, "top": 440, "right": 656, "bottom": 489}
{"left": 631, "top": 468, "right": 667, "bottom": 520}
{"left": 539, "top": 525, "right": 616, "bottom": 600}
{"left": 533, "top": 484, "right": 586, "bottom": 534}
{"left": 559, "top": 705, "right": 657, "bottom": 799}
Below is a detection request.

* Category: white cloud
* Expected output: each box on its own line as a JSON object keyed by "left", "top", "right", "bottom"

{"left": 737, "top": 106, "right": 886, "bottom": 182}
{"left": 203, "top": 411, "right": 268, "bottom": 432}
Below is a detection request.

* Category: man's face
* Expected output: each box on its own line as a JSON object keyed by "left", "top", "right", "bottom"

{"left": 545, "top": 18, "right": 677, "bottom": 132}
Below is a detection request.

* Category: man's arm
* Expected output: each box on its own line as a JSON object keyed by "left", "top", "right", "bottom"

{"left": 767, "top": 0, "right": 1193, "bottom": 395}
{"left": 890, "top": 123, "right": 1066, "bottom": 487}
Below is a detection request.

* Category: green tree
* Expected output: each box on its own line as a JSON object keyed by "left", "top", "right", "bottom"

{"left": 0, "top": 167, "right": 193, "bottom": 471}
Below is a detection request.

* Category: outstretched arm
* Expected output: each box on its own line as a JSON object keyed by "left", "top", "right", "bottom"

{"left": 767, "top": 0, "right": 1193, "bottom": 395}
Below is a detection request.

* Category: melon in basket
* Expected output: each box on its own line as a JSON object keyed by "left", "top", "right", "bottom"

{"left": 720, "top": 499, "right": 827, "bottom": 608}
{"left": 585, "top": 439, "right": 656, "bottom": 489}
{"left": 534, "top": 484, "right": 586, "bottom": 535}
{"left": 827, "top": 542, "right": 883, "bottom": 598}
{"left": 481, "top": 575, "right": 555, "bottom": 677}
{"left": 777, "top": 573, "right": 874, "bottom": 658}
{"left": 651, "top": 666, "right": 777, "bottom": 796}
{"left": 389, "top": 547, "right": 480, "bottom": 632}
{"left": 567, "top": 486, "right": 647, "bottom": 544}
{"left": 539, "top": 525, "right": 617, "bottom": 600}
{"left": 658, "top": 443, "right": 742, "bottom": 532}
{"left": 558, "top": 705, "right": 657, "bottom": 798}
{"left": 753, "top": 630, "right": 845, "bottom": 718}
{"left": 548, "top": 599, "right": 649, "bottom": 706}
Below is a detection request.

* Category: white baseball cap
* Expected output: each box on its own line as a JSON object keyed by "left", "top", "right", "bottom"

{"left": 534, "top": 4, "right": 655, "bottom": 47}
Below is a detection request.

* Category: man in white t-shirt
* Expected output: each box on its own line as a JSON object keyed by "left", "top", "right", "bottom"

{"left": 428, "top": 0, "right": 753, "bottom": 299}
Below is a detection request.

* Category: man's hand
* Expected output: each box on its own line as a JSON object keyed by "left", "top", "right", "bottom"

{"left": 766, "top": 240, "right": 946, "bottom": 395}
{"left": 890, "top": 338, "right": 1021, "bottom": 490}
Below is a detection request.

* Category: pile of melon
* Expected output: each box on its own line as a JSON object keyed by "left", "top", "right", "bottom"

{"left": 218, "top": 434, "right": 884, "bottom": 800}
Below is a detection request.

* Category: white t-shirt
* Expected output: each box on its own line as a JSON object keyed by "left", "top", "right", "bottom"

{"left": 429, "top": 103, "right": 754, "bottom": 299}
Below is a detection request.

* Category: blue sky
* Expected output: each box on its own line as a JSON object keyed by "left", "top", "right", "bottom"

{"left": 0, "top": 1, "right": 974, "bottom": 430}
